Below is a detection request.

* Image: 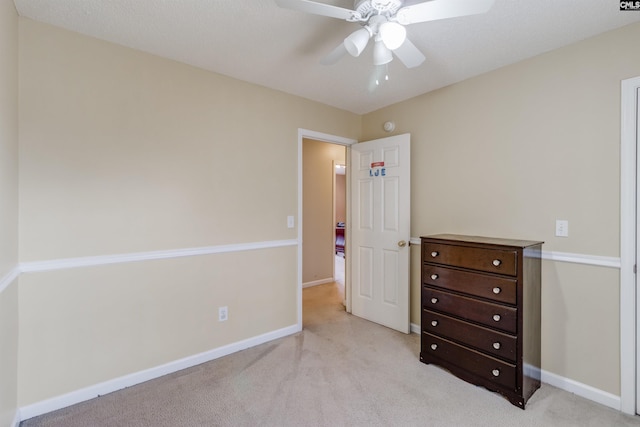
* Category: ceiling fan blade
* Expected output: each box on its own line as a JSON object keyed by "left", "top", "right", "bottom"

{"left": 392, "top": 38, "right": 426, "bottom": 68}
{"left": 396, "top": 0, "right": 495, "bottom": 25}
{"left": 320, "top": 43, "right": 348, "bottom": 65}
{"left": 275, "top": 0, "right": 355, "bottom": 20}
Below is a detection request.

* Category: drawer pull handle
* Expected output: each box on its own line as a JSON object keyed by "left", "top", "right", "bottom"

{"left": 431, "top": 344, "right": 438, "bottom": 350}
{"left": 493, "top": 342, "right": 501, "bottom": 350}
{"left": 431, "top": 251, "right": 439, "bottom": 257}
{"left": 431, "top": 320, "right": 438, "bottom": 327}
{"left": 493, "top": 314, "right": 501, "bottom": 322}
{"left": 492, "top": 369, "right": 500, "bottom": 377}
{"left": 492, "top": 287, "right": 501, "bottom": 294}
{"left": 431, "top": 298, "right": 438, "bottom": 304}
{"left": 492, "top": 259, "right": 502, "bottom": 267}
{"left": 430, "top": 274, "right": 439, "bottom": 280}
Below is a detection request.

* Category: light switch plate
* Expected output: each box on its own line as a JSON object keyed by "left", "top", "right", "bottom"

{"left": 218, "top": 306, "right": 228, "bottom": 322}
{"left": 555, "top": 220, "right": 569, "bottom": 237}
{"left": 287, "top": 216, "right": 295, "bottom": 228}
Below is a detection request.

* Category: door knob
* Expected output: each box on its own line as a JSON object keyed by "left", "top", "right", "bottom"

{"left": 398, "top": 240, "right": 407, "bottom": 247}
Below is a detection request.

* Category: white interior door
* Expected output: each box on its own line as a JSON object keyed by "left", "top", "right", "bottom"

{"left": 350, "top": 134, "right": 410, "bottom": 333}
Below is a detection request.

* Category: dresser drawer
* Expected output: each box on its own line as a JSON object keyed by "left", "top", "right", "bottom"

{"left": 423, "top": 287, "right": 517, "bottom": 334}
{"left": 422, "top": 310, "right": 516, "bottom": 361}
{"left": 423, "top": 264, "right": 517, "bottom": 305}
{"left": 423, "top": 242, "right": 517, "bottom": 276}
{"left": 423, "top": 333, "right": 517, "bottom": 390}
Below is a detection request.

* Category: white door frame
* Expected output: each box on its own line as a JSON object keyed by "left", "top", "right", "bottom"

{"left": 620, "top": 76, "right": 640, "bottom": 415}
{"left": 297, "top": 129, "right": 356, "bottom": 330}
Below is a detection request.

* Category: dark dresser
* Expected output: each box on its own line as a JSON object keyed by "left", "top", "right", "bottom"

{"left": 420, "top": 234, "right": 543, "bottom": 409}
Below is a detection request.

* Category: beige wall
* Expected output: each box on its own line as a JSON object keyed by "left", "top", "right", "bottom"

{"left": 0, "top": 1, "right": 19, "bottom": 426}
{"left": 17, "top": 18, "right": 360, "bottom": 406}
{"left": 0, "top": 283, "right": 18, "bottom": 427}
{"left": 362, "top": 22, "right": 640, "bottom": 395}
{"left": 0, "top": 2, "right": 19, "bottom": 273}
{"left": 18, "top": 247, "right": 296, "bottom": 404}
{"left": 18, "top": 19, "right": 360, "bottom": 262}
{"left": 302, "top": 139, "right": 346, "bottom": 284}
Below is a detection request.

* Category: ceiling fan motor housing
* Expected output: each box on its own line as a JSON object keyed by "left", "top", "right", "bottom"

{"left": 353, "top": 0, "right": 403, "bottom": 20}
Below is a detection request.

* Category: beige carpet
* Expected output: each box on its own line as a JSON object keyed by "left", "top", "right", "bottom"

{"left": 21, "top": 281, "right": 640, "bottom": 427}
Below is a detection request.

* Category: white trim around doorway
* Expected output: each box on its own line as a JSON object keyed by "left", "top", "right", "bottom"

{"left": 620, "top": 75, "right": 640, "bottom": 415}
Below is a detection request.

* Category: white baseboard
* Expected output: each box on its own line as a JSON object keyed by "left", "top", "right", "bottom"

{"left": 17, "top": 322, "right": 623, "bottom": 422}
{"left": 540, "top": 368, "right": 621, "bottom": 411}
{"left": 302, "top": 278, "right": 334, "bottom": 288}
{"left": 19, "top": 324, "right": 300, "bottom": 421}
{"left": 410, "top": 322, "right": 420, "bottom": 334}
{"left": 413, "top": 327, "right": 619, "bottom": 411}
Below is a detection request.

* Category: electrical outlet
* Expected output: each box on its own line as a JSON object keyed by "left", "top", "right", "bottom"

{"left": 218, "top": 306, "right": 228, "bottom": 322}
{"left": 555, "top": 220, "right": 569, "bottom": 237}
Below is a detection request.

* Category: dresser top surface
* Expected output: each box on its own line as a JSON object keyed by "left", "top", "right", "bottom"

{"left": 421, "top": 234, "right": 543, "bottom": 249}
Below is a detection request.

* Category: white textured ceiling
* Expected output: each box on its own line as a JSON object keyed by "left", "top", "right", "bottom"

{"left": 13, "top": 0, "right": 640, "bottom": 114}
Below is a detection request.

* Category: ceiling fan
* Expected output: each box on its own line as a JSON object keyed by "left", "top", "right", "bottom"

{"left": 275, "top": 0, "right": 495, "bottom": 69}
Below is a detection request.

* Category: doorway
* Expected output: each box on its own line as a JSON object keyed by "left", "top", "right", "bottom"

{"left": 296, "top": 129, "right": 356, "bottom": 330}
{"left": 302, "top": 138, "right": 346, "bottom": 326}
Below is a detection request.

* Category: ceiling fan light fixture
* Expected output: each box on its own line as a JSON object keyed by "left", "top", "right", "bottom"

{"left": 344, "top": 26, "right": 372, "bottom": 57}
{"left": 276, "top": 0, "right": 496, "bottom": 71}
{"left": 373, "top": 39, "right": 393, "bottom": 65}
{"left": 378, "top": 21, "right": 406, "bottom": 50}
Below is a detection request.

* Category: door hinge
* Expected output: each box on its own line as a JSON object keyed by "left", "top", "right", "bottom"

{"left": 634, "top": 264, "right": 637, "bottom": 274}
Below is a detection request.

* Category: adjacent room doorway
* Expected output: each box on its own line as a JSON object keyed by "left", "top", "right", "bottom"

{"left": 297, "top": 129, "right": 355, "bottom": 330}
{"left": 301, "top": 138, "right": 347, "bottom": 292}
